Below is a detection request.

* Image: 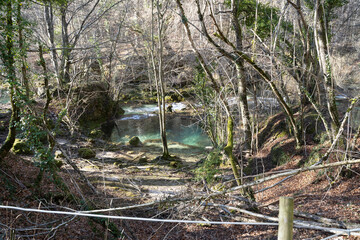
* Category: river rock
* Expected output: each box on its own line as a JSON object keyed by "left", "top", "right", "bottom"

{"left": 78, "top": 147, "right": 96, "bottom": 159}
{"left": 129, "top": 136, "right": 141, "bottom": 146}
{"left": 138, "top": 156, "right": 148, "bottom": 164}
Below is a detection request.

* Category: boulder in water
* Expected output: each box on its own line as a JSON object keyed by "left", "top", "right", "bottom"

{"left": 129, "top": 136, "right": 141, "bottom": 146}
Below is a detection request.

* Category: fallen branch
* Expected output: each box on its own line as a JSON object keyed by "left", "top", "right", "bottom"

{"left": 57, "top": 144, "right": 98, "bottom": 194}
{"left": 315, "top": 96, "right": 359, "bottom": 165}
{"left": 209, "top": 158, "right": 360, "bottom": 197}
{"left": 205, "top": 203, "right": 360, "bottom": 236}
{"left": 267, "top": 205, "right": 353, "bottom": 229}
{"left": 83, "top": 158, "right": 360, "bottom": 213}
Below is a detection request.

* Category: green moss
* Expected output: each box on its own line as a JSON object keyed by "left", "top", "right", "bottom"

{"left": 78, "top": 148, "right": 96, "bottom": 159}
{"left": 165, "top": 95, "right": 173, "bottom": 103}
{"left": 243, "top": 158, "right": 255, "bottom": 176}
{"left": 169, "top": 160, "right": 183, "bottom": 168}
{"left": 314, "top": 132, "right": 328, "bottom": 144}
{"left": 89, "top": 129, "right": 103, "bottom": 138}
{"left": 300, "top": 147, "right": 320, "bottom": 167}
{"left": 193, "top": 150, "right": 222, "bottom": 183}
{"left": 113, "top": 161, "right": 123, "bottom": 168}
{"left": 276, "top": 131, "right": 288, "bottom": 139}
{"left": 270, "top": 146, "right": 290, "bottom": 166}
{"left": 11, "top": 139, "right": 33, "bottom": 155}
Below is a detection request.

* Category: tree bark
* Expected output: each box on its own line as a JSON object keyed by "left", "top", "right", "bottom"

{"left": 44, "top": 3, "right": 61, "bottom": 89}
{"left": 60, "top": 5, "right": 71, "bottom": 85}
{"left": 17, "top": 1, "right": 29, "bottom": 99}
{"left": 232, "top": 0, "right": 252, "bottom": 151}
{"left": 176, "top": 0, "right": 240, "bottom": 185}
{"left": 0, "top": 0, "right": 19, "bottom": 161}
{"left": 314, "top": 0, "right": 340, "bottom": 137}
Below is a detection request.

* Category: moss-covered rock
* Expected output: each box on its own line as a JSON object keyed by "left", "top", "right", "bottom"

{"left": 270, "top": 145, "right": 290, "bottom": 166}
{"left": 78, "top": 147, "right": 96, "bottom": 159}
{"left": 70, "top": 82, "right": 119, "bottom": 128}
{"left": 89, "top": 129, "right": 104, "bottom": 138}
{"left": 138, "top": 156, "right": 148, "bottom": 164}
{"left": 165, "top": 93, "right": 184, "bottom": 103}
{"left": 129, "top": 136, "right": 141, "bottom": 146}
{"left": 169, "top": 160, "right": 182, "bottom": 168}
{"left": 166, "top": 104, "right": 173, "bottom": 113}
{"left": 11, "top": 139, "right": 33, "bottom": 155}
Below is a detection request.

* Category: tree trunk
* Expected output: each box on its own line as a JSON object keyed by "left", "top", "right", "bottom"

{"left": 60, "top": 5, "right": 71, "bottom": 85}
{"left": 151, "top": 0, "right": 169, "bottom": 158}
{"left": 0, "top": 0, "right": 19, "bottom": 160}
{"left": 17, "top": 1, "right": 29, "bottom": 99}
{"left": 224, "top": 117, "right": 241, "bottom": 186}
{"left": 314, "top": 1, "right": 340, "bottom": 137}
{"left": 232, "top": 0, "right": 252, "bottom": 151}
{"left": 45, "top": 3, "right": 61, "bottom": 89}
{"left": 176, "top": 0, "right": 240, "bottom": 185}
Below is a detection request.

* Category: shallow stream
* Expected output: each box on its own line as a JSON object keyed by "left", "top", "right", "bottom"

{"left": 110, "top": 103, "right": 212, "bottom": 152}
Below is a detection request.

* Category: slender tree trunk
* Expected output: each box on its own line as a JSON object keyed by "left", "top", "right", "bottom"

{"left": 314, "top": 1, "right": 340, "bottom": 138}
{"left": 45, "top": 3, "right": 61, "bottom": 89}
{"left": 17, "top": 1, "right": 29, "bottom": 99}
{"left": 158, "top": 18, "right": 169, "bottom": 158}
{"left": 232, "top": 0, "right": 252, "bottom": 152}
{"left": 60, "top": 5, "right": 71, "bottom": 85}
{"left": 224, "top": 117, "right": 242, "bottom": 185}
{"left": 176, "top": 0, "right": 241, "bottom": 184}
{"left": 151, "top": 0, "right": 169, "bottom": 158}
{"left": 0, "top": 0, "right": 19, "bottom": 160}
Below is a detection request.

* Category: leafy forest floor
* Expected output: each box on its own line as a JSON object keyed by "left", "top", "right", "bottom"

{"left": 1, "top": 101, "right": 360, "bottom": 239}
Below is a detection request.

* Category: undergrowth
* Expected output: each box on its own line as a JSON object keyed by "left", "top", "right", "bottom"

{"left": 194, "top": 149, "right": 222, "bottom": 184}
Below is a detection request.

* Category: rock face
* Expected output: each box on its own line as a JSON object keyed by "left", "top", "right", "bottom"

{"left": 129, "top": 136, "right": 141, "bottom": 146}
{"left": 100, "top": 120, "right": 116, "bottom": 137}
{"left": 78, "top": 147, "right": 96, "bottom": 159}
{"left": 70, "top": 82, "right": 124, "bottom": 128}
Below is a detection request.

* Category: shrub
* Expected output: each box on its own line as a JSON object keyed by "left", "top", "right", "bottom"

{"left": 271, "top": 146, "right": 290, "bottom": 166}
{"left": 194, "top": 149, "right": 222, "bottom": 183}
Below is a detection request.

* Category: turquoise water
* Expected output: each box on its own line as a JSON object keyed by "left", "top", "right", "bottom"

{"left": 110, "top": 104, "right": 212, "bottom": 149}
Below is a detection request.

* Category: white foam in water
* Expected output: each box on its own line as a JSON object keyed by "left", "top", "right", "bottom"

{"left": 124, "top": 104, "right": 158, "bottom": 114}
{"left": 122, "top": 103, "right": 187, "bottom": 119}
{"left": 120, "top": 114, "right": 156, "bottom": 120}
{"left": 171, "top": 102, "right": 187, "bottom": 111}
